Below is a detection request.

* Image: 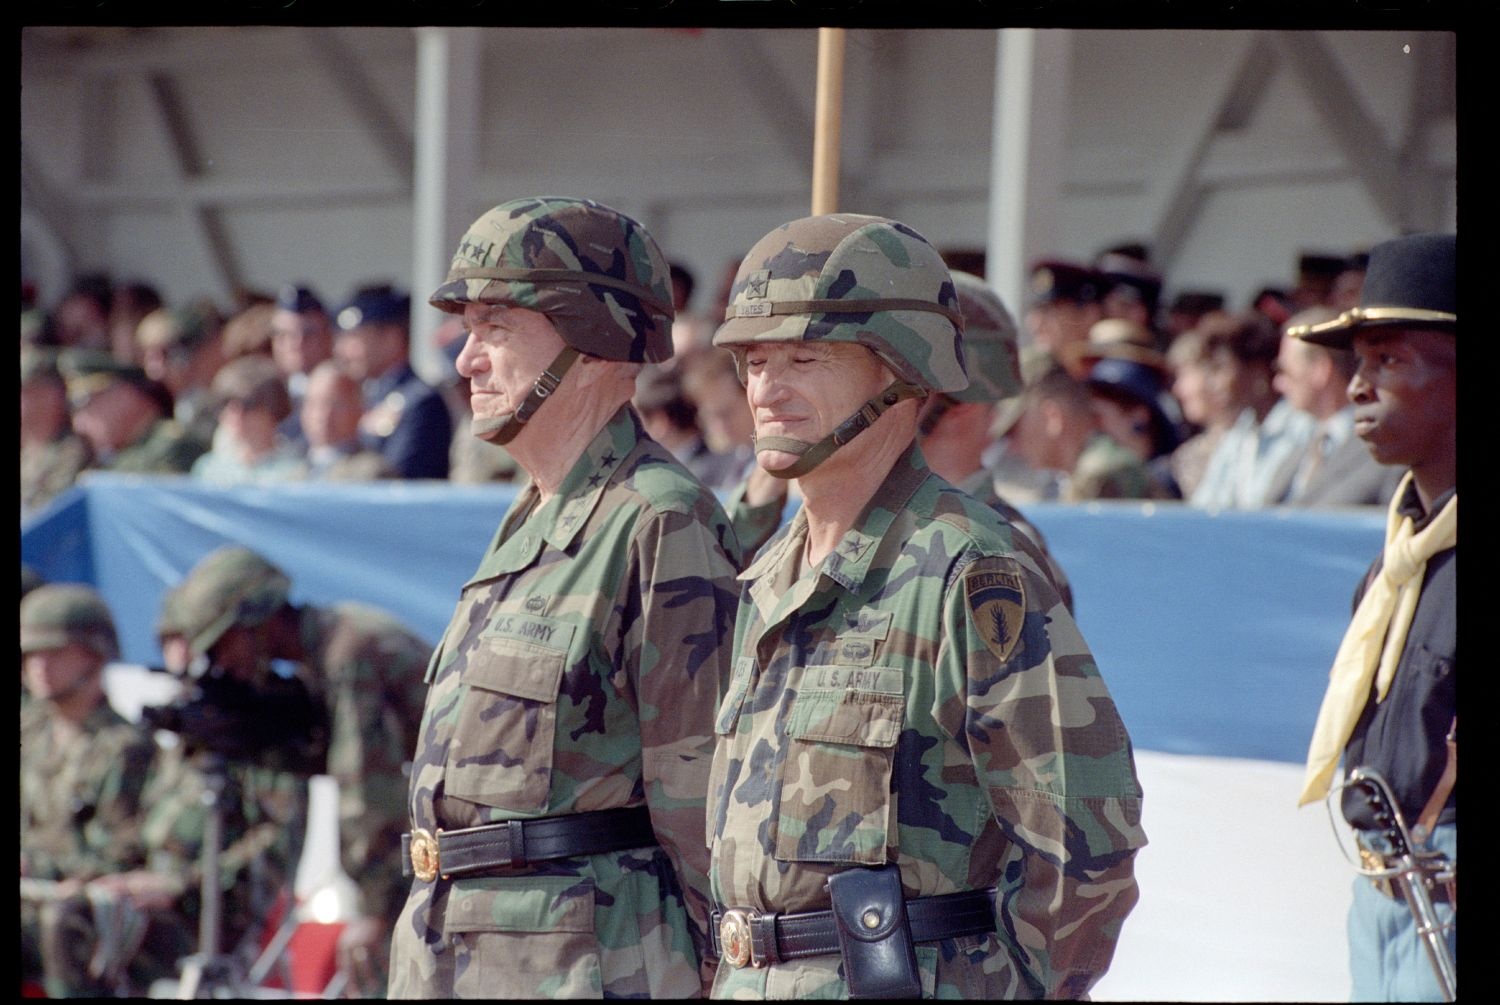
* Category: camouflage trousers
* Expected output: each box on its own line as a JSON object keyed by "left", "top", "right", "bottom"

{"left": 387, "top": 847, "right": 706, "bottom": 998}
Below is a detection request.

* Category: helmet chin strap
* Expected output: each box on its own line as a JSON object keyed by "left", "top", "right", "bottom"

{"left": 472, "top": 347, "right": 580, "bottom": 445}
{"left": 756, "top": 380, "right": 924, "bottom": 479}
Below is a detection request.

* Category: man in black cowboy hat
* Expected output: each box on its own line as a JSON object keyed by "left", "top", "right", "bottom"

{"left": 1292, "top": 232, "right": 1456, "bottom": 1001}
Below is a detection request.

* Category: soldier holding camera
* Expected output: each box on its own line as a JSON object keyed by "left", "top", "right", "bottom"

{"left": 168, "top": 545, "right": 431, "bottom": 996}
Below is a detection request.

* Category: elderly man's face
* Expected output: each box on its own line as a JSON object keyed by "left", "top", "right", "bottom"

{"left": 1349, "top": 327, "right": 1456, "bottom": 468}
{"left": 456, "top": 304, "right": 568, "bottom": 427}
{"left": 742, "top": 341, "right": 892, "bottom": 474}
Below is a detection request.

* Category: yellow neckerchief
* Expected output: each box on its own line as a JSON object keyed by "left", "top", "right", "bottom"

{"left": 1298, "top": 472, "right": 1457, "bottom": 806}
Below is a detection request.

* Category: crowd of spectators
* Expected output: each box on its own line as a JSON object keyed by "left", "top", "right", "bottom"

{"left": 20, "top": 242, "right": 1397, "bottom": 524}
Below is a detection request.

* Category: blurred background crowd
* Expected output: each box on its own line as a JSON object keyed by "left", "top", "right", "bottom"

{"left": 21, "top": 236, "right": 1404, "bottom": 525}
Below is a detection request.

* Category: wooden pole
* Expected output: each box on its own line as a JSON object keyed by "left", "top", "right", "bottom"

{"left": 812, "top": 28, "right": 845, "bottom": 216}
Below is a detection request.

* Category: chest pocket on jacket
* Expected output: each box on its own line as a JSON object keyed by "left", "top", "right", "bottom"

{"left": 446, "top": 635, "right": 568, "bottom": 813}
{"left": 773, "top": 666, "right": 905, "bottom": 866}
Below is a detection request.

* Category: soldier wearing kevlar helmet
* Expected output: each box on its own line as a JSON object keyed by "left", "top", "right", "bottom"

{"left": 389, "top": 197, "right": 741, "bottom": 999}
{"left": 173, "top": 545, "right": 430, "bottom": 996}
{"left": 919, "top": 271, "right": 1076, "bottom": 614}
{"left": 707, "top": 213, "right": 1145, "bottom": 999}
{"left": 21, "top": 585, "right": 155, "bottom": 996}
{"left": 713, "top": 213, "right": 968, "bottom": 479}
{"left": 427, "top": 195, "right": 676, "bottom": 444}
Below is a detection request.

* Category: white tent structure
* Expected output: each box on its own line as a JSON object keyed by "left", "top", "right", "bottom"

{"left": 21, "top": 26, "right": 1456, "bottom": 381}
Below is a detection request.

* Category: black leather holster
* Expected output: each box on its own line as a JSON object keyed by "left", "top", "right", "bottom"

{"left": 826, "top": 864, "right": 922, "bottom": 999}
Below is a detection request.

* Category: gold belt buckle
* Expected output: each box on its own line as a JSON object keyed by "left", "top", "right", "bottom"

{"left": 719, "top": 909, "right": 758, "bottom": 969}
{"left": 410, "top": 828, "right": 442, "bottom": 883}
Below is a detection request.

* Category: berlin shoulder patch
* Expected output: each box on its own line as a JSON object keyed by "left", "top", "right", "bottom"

{"left": 964, "top": 560, "right": 1027, "bottom": 664}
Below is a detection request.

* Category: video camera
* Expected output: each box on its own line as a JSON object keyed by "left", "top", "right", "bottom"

{"left": 141, "top": 663, "right": 327, "bottom": 765}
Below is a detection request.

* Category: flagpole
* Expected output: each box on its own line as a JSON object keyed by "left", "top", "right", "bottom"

{"left": 812, "top": 27, "right": 845, "bottom": 215}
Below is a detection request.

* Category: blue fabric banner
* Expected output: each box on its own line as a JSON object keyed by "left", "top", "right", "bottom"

{"left": 21, "top": 476, "right": 1384, "bottom": 764}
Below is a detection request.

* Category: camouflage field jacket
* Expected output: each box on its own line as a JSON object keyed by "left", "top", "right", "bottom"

{"left": 708, "top": 444, "right": 1146, "bottom": 999}
{"left": 20, "top": 701, "right": 154, "bottom": 882}
{"left": 389, "top": 406, "right": 741, "bottom": 998}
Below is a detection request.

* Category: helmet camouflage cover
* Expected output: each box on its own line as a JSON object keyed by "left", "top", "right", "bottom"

{"left": 712, "top": 212, "right": 969, "bottom": 395}
{"left": 174, "top": 545, "right": 292, "bottom": 657}
{"left": 20, "top": 583, "right": 120, "bottom": 662}
{"left": 947, "top": 271, "right": 1022, "bottom": 404}
{"left": 429, "top": 196, "right": 675, "bottom": 364}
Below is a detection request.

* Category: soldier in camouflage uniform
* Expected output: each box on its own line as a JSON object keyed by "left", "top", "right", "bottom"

{"left": 21, "top": 346, "right": 93, "bottom": 517}
{"left": 707, "top": 213, "right": 1146, "bottom": 999}
{"left": 173, "top": 544, "right": 431, "bottom": 995}
{"left": 925, "top": 272, "right": 1076, "bottom": 612}
{"left": 387, "top": 196, "right": 741, "bottom": 999}
{"left": 63, "top": 351, "right": 210, "bottom": 475}
{"left": 28, "top": 575, "right": 312, "bottom": 997}
{"left": 20, "top": 584, "right": 156, "bottom": 996}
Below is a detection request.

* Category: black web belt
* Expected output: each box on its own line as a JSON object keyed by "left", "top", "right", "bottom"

{"left": 401, "top": 806, "right": 657, "bottom": 881}
{"left": 710, "top": 887, "right": 996, "bottom": 968}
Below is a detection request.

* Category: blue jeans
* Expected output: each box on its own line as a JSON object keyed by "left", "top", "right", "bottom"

{"left": 1348, "top": 822, "right": 1456, "bottom": 1002}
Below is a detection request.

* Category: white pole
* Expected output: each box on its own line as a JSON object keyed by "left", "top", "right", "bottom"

{"left": 411, "top": 27, "right": 481, "bottom": 385}
{"left": 987, "top": 28, "right": 1072, "bottom": 330}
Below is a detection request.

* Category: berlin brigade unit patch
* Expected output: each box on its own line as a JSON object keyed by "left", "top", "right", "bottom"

{"left": 965, "top": 560, "right": 1026, "bottom": 664}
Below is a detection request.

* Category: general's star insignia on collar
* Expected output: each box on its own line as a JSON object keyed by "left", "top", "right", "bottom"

{"left": 964, "top": 562, "right": 1026, "bottom": 664}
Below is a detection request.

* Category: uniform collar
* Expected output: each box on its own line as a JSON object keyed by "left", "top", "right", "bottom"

{"left": 466, "top": 406, "right": 639, "bottom": 584}
{"left": 741, "top": 441, "right": 929, "bottom": 618}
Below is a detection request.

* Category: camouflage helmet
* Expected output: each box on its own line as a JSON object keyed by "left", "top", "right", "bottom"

{"left": 429, "top": 196, "right": 675, "bottom": 364}
{"left": 174, "top": 546, "right": 292, "bottom": 657}
{"left": 20, "top": 583, "right": 120, "bottom": 662}
{"left": 712, "top": 213, "right": 969, "bottom": 395}
{"left": 946, "top": 271, "right": 1023, "bottom": 404}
